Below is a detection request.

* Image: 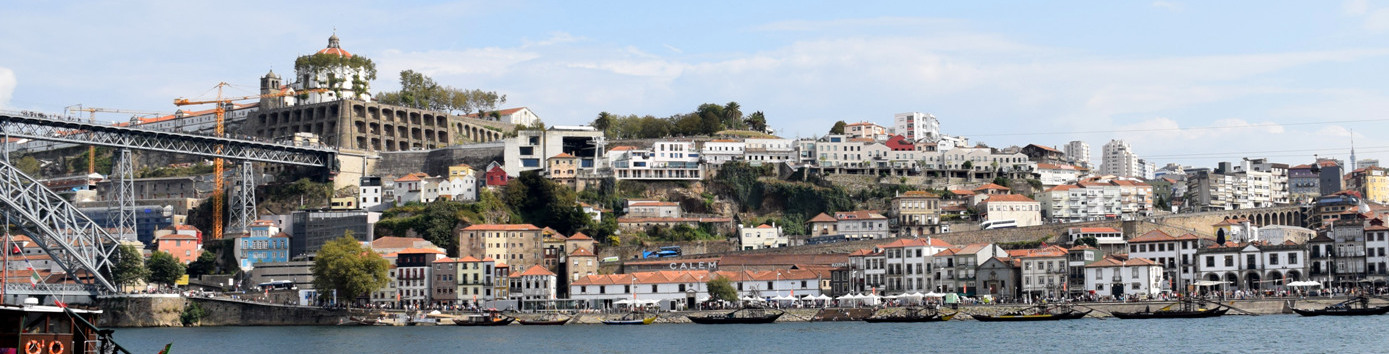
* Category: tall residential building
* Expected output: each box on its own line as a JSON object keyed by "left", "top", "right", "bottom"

{"left": 1064, "top": 141, "right": 1090, "bottom": 168}
{"left": 1101, "top": 139, "right": 1141, "bottom": 178}
{"left": 1317, "top": 159, "right": 1344, "bottom": 196}
{"left": 893, "top": 112, "right": 941, "bottom": 143}
{"left": 1138, "top": 159, "right": 1156, "bottom": 180}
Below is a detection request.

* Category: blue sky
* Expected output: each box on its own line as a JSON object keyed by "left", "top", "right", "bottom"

{"left": 3, "top": 1, "right": 1389, "bottom": 168}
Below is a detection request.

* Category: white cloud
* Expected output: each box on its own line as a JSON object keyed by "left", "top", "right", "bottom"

{"left": 1342, "top": 0, "right": 1389, "bottom": 32}
{"left": 0, "top": 67, "right": 13, "bottom": 109}
{"left": 753, "top": 17, "right": 961, "bottom": 32}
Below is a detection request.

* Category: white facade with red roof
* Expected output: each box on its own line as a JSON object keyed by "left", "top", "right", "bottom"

{"left": 1084, "top": 255, "right": 1163, "bottom": 297}
{"left": 463, "top": 107, "right": 541, "bottom": 126}
{"left": 738, "top": 224, "right": 786, "bottom": 250}
{"left": 880, "top": 237, "right": 952, "bottom": 295}
{"left": 979, "top": 194, "right": 1041, "bottom": 227}
{"left": 293, "top": 34, "right": 373, "bottom": 104}
{"left": 512, "top": 265, "right": 557, "bottom": 301}
{"left": 569, "top": 270, "right": 825, "bottom": 308}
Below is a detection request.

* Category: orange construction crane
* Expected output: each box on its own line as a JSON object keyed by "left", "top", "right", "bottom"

{"left": 174, "top": 82, "right": 324, "bottom": 240}
{"left": 64, "top": 106, "right": 163, "bottom": 174}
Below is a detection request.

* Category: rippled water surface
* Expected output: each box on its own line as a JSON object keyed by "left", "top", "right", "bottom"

{"left": 114, "top": 314, "right": 1389, "bottom": 353}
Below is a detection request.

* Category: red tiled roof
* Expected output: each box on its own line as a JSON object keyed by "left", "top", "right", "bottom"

{"left": 1026, "top": 144, "right": 1062, "bottom": 153}
{"left": 982, "top": 194, "right": 1036, "bottom": 203}
{"left": 629, "top": 201, "right": 678, "bottom": 207}
{"left": 899, "top": 190, "right": 940, "bottom": 198}
{"left": 571, "top": 269, "right": 823, "bottom": 286}
{"left": 550, "top": 153, "right": 575, "bottom": 159}
{"left": 880, "top": 238, "right": 952, "bottom": 249}
{"left": 756, "top": 224, "right": 775, "bottom": 229}
{"left": 609, "top": 146, "right": 637, "bottom": 151}
{"left": 618, "top": 217, "right": 732, "bottom": 223}
{"left": 974, "top": 183, "right": 1010, "bottom": 191}
{"left": 1070, "top": 227, "right": 1121, "bottom": 234}
{"left": 570, "top": 247, "right": 595, "bottom": 257}
{"left": 1085, "top": 255, "right": 1159, "bottom": 267}
{"left": 567, "top": 232, "right": 593, "bottom": 240}
{"left": 397, "top": 248, "right": 444, "bottom": 255}
{"left": 516, "top": 265, "right": 556, "bottom": 277}
{"left": 461, "top": 224, "right": 541, "bottom": 231}
{"left": 834, "top": 210, "right": 886, "bottom": 220}
{"left": 808, "top": 213, "right": 838, "bottom": 223}
{"left": 949, "top": 190, "right": 976, "bottom": 196}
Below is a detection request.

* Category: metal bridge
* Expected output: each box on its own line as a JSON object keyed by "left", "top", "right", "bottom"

{"left": 0, "top": 110, "right": 338, "bottom": 295}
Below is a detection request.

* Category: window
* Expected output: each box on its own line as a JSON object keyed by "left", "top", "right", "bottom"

{"left": 1206, "top": 256, "right": 1215, "bottom": 267}
{"left": 1269, "top": 254, "right": 1279, "bottom": 265}
{"left": 1224, "top": 256, "right": 1233, "bottom": 267}
{"left": 522, "top": 159, "right": 540, "bottom": 167}
{"left": 1131, "top": 267, "right": 1139, "bottom": 277}
{"left": 1289, "top": 252, "right": 1298, "bottom": 265}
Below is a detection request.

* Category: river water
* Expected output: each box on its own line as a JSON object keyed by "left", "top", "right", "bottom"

{"left": 114, "top": 314, "right": 1386, "bottom": 353}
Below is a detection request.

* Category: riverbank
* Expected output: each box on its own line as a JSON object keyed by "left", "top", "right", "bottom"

{"left": 101, "top": 295, "right": 1379, "bottom": 327}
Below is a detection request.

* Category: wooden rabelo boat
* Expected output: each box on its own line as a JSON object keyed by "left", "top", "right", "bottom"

{"left": 1292, "top": 296, "right": 1389, "bottom": 317}
{"left": 0, "top": 302, "right": 131, "bottom": 354}
{"left": 453, "top": 310, "right": 516, "bottom": 326}
{"left": 602, "top": 312, "right": 657, "bottom": 325}
{"left": 1111, "top": 300, "right": 1230, "bottom": 319}
{"left": 864, "top": 307, "right": 956, "bottom": 323}
{"left": 688, "top": 308, "right": 783, "bottom": 324}
{"left": 519, "top": 313, "right": 572, "bottom": 326}
{"left": 971, "top": 304, "right": 1090, "bottom": 322}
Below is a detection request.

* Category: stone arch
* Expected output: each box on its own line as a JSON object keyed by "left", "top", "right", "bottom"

{"left": 1224, "top": 272, "right": 1240, "bottom": 291}
{"left": 1266, "top": 270, "right": 1284, "bottom": 287}
{"left": 1286, "top": 270, "right": 1302, "bottom": 282}
{"left": 1244, "top": 271, "right": 1261, "bottom": 290}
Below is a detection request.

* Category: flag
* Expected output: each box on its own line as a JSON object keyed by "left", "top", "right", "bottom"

{"left": 158, "top": 343, "right": 172, "bottom": 354}
{"left": 28, "top": 267, "right": 38, "bottom": 288}
{"left": 53, "top": 299, "right": 66, "bottom": 308}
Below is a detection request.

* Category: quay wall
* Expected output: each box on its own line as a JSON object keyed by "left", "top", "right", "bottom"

{"left": 98, "top": 295, "right": 350, "bottom": 327}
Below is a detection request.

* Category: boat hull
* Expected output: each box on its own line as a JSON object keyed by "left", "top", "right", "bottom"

{"left": 687, "top": 313, "right": 782, "bottom": 324}
{"left": 1112, "top": 308, "right": 1228, "bottom": 319}
{"left": 1292, "top": 307, "right": 1389, "bottom": 317}
{"left": 864, "top": 313, "right": 955, "bottom": 323}
{"left": 453, "top": 317, "right": 515, "bottom": 326}
{"left": 519, "top": 319, "right": 570, "bottom": 326}
{"left": 972, "top": 310, "right": 1090, "bottom": 322}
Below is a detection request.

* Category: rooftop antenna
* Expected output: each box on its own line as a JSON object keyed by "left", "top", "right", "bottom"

{"left": 1350, "top": 129, "right": 1357, "bottom": 172}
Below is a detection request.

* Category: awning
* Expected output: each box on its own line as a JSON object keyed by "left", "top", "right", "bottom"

{"left": 1193, "top": 281, "right": 1229, "bottom": 286}
{"left": 1286, "top": 281, "right": 1322, "bottom": 287}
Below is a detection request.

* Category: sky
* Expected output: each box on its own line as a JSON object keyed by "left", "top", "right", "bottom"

{"left": 3, "top": 1, "right": 1389, "bottom": 169}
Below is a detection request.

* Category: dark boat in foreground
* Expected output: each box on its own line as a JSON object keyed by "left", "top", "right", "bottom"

{"left": 1112, "top": 300, "right": 1230, "bottom": 319}
{"left": 688, "top": 308, "right": 784, "bottom": 324}
{"left": 454, "top": 311, "right": 516, "bottom": 326}
{"left": 519, "top": 313, "right": 572, "bottom": 325}
{"left": 971, "top": 304, "right": 1090, "bottom": 322}
{"left": 864, "top": 307, "right": 956, "bottom": 323}
{"left": 1292, "top": 296, "right": 1389, "bottom": 317}
{"left": 0, "top": 302, "right": 132, "bottom": 354}
{"left": 603, "top": 312, "right": 657, "bottom": 325}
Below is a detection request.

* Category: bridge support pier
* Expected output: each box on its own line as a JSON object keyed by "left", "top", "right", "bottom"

{"left": 108, "top": 149, "right": 135, "bottom": 242}
{"left": 227, "top": 160, "right": 257, "bottom": 237}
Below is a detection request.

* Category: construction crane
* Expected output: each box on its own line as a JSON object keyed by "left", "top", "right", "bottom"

{"left": 174, "top": 82, "right": 325, "bottom": 240}
{"left": 63, "top": 106, "right": 164, "bottom": 174}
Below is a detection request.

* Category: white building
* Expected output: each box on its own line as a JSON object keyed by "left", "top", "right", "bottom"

{"left": 569, "top": 270, "right": 824, "bottom": 310}
{"left": 504, "top": 127, "right": 603, "bottom": 177}
{"left": 701, "top": 140, "right": 746, "bottom": 165}
{"left": 466, "top": 107, "right": 541, "bottom": 126}
{"left": 1013, "top": 246, "right": 1070, "bottom": 299}
{"left": 738, "top": 224, "right": 787, "bottom": 250}
{"left": 512, "top": 265, "right": 557, "bottom": 301}
{"left": 1101, "top": 139, "right": 1142, "bottom": 178}
{"left": 359, "top": 176, "right": 384, "bottom": 211}
{"left": 743, "top": 138, "right": 797, "bottom": 164}
{"left": 1084, "top": 255, "right": 1164, "bottom": 297}
{"left": 893, "top": 112, "right": 940, "bottom": 143}
{"left": 834, "top": 210, "right": 890, "bottom": 240}
{"left": 1064, "top": 140, "right": 1091, "bottom": 168}
{"left": 1126, "top": 230, "right": 1207, "bottom": 295}
{"left": 1068, "top": 227, "right": 1126, "bottom": 255}
{"left": 1036, "top": 163, "right": 1085, "bottom": 187}
{"left": 292, "top": 34, "right": 374, "bottom": 104}
{"left": 880, "top": 238, "right": 953, "bottom": 295}
{"left": 611, "top": 141, "right": 703, "bottom": 180}
{"left": 845, "top": 122, "right": 888, "bottom": 140}
{"left": 391, "top": 173, "right": 445, "bottom": 205}
{"left": 978, "top": 194, "right": 1041, "bottom": 227}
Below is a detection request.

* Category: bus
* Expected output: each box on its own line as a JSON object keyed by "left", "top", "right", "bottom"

{"left": 979, "top": 219, "right": 1017, "bottom": 230}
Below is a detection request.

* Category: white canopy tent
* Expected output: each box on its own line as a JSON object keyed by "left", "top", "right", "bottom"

{"left": 1287, "top": 281, "right": 1323, "bottom": 288}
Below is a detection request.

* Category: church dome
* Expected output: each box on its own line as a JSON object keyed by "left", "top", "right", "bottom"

{"left": 316, "top": 33, "right": 353, "bottom": 57}
{"left": 264, "top": 69, "right": 280, "bottom": 79}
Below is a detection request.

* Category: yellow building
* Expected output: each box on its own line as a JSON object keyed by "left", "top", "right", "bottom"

{"left": 1365, "top": 169, "right": 1389, "bottom": 204}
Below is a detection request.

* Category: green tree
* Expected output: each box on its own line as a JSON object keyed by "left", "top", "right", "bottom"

{"left": 180, "top": 301, "right": 206, "bottom": 326}
{"left": 829, "top": 121, "right": 847, "bottom": 135}
{"left": 593, "top": 111, "right": 615, "bottom": 132}
{"left": 722, "top": 101, "right": 744, "bottom": 130}
{"left": 186, "top": 250, "right": 218, "bottom": 278}
{"left": 706, "top": 276, "right": 738, "bottom": 302}
{"left": 312, "top": 232, "right": 390, "bottom": 302}
{"left": 744, "top": 111, "right": 768, "bottom": 132}
{"left": 503, "top": 171, "right": 592, "bottom": 235}
{"left": 145, "top": 251, "right": 186, "bottom": 286}
{"left": 109, "top": 244, "right": 149, "bottom": 290}
{"left": 376, "top": 70, "right": 506, "bottom": 115}
{"left": 13, "top": 156, "right": 40, "bottom": 177}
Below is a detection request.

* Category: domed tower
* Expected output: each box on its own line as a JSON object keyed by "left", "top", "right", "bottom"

{"left": 292, "top": 33, "right": 376, "bottom": 104}
{"left": 259, "top": 69, "right": 286, "bottom": 109}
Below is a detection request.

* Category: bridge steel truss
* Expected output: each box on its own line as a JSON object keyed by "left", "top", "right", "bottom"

{"left": 107, "top": 149, "right": 135, "bottom": 242}
{"left": 227, "top": 160, "right": 257, "bottom": 236}
{"left": 0, "top": 112, "right": 340, "bottom": 293}
{"left": 0, "top": 113, "right": 337, "bottom": 167}
{"left": 0, "top": 158, "right": 121, "bottom": 292}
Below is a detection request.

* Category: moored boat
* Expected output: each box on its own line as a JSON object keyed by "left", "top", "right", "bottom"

{"left": 519, "top": 313, "right": 572, "bottom": 325}
{"left": 688, "top": 308, "right": 783, "bottom": 324}
{"left": 1292, "top": 296, "right": 1389, "bottom": 317}
{"left": 603, "top": 312, "right": 657, "bottom": 325}
{"left": 1111, "top": 300, "right": 1231, "bottom": 319}
{"left": 971, "top": 304, "right": 1090, "bottom": 322}
{"left": 454, "top": 311, "right": 516, "bottom": 326}
{"left": 864, "top": 307, "right": 955, "bottom": 323}
{"left": 0, "top": 301, "right": 131, "bottom": 354}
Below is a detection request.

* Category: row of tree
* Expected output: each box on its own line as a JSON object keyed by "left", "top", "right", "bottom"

{"left": 375, "top": 70, "right": 507, "bottom": 116}
{"left": 590, "top": 102, "right": 769, "bottom": 139}
{"left": 108, "top": 244, "right": 186, "bottom": 289}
